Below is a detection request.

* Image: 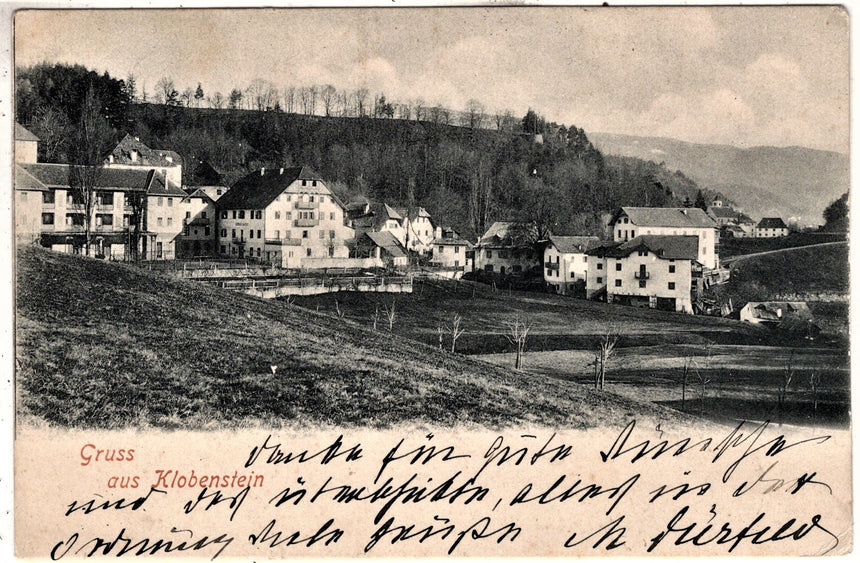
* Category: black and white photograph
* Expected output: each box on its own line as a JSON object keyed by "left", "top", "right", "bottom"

{"left": 7, "top": 4, "right": 852, "bottom": 559}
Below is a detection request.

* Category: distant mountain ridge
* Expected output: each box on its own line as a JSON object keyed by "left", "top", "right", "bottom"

{"left": 589, "top": 132, "right": 849, "bottom": 225}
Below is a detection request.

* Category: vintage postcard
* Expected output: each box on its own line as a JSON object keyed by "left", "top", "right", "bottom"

{"left": 9, "top": 4, "right": 851, "bottom": 559}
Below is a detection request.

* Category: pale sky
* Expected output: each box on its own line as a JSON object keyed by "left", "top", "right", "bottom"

{"left": 14, "top": 6, "right": 850, "bottom": 153}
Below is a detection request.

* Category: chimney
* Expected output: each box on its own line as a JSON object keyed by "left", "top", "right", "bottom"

{"left": 261, "top": 167, "right": 265, "bottom": 176}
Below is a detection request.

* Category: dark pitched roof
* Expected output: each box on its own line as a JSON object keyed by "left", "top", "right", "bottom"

{"left": 17, "top": 163, "right": 157, "bottom": 191}
{"left": 757, "top": 217, "right": 788, "bottom": 229}
{"left": 547, "top": 235, "right": 601, "bottom": 254}
{"left": 433, "top": 229, "right": 473, "bottom": 247}
{"left": 16, "top": 123, "right": 39, "bottom": 142}
{"left": 360, "top": 231, "right": 407, "bottom": 258}
{"left": 707, "top": 205, "right": 739, "bottom": 219}
{"left": 394, "top": 206, "right": 432, "bottom": 222}
{"left": 146, "top": 171, "right": 187, "bottom": 196}
{"left": 611, "top": 207, "right": 717, "bottom": 228}
{"left": 216, "top": 166, "right": 330, "bottom": 210}
{"left": 15, "top": 164, "right": 49, "bottom": 192}
{"left": 352, "top": 202, "right": 404, "bottom": 231}
{"left": 187, "top": 160, "right": 224, "bottom": 186}
{"left": 107, "top": 134, "right": 182, "bottom": 168}
{"left": 184, "top": 188, "right": 215, "bottom": 204}
{"left": 589, "top": 235, "right": 699, "bottom": 261}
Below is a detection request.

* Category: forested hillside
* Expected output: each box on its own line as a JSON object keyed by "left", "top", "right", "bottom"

{"left": 17, "top": 62, "right": 715, "bottom": 240}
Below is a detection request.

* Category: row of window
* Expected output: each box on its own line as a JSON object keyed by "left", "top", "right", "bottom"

{"left": 436, "top": 245, "right": 462, "bottom": 254}
{"left": 219, "top": 228, "right": 337, "bottom": 240}
{"left": 483, "top": 264, "right": 523, "bottom": 273}
{"left": 41, "top": 212, "right": 136, "bottom": 227}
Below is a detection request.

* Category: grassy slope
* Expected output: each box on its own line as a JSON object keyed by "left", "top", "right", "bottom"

{"left": 15, "top": 246, "right": 686, "bottom": 430}
{"left": 727, "top": 243, "right": 849, "bottom": 297}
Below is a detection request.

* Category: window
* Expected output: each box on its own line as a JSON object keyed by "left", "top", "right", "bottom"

{"left": 306, "top": 247, "right": 312, "bottom": 257}
{"left": 319, "top": 230, "right": 325, "bottom": 239}
{"left": 204, "top": 227, "right": 210, "bottom": 236}
{"left": 287, "top": 212, "right": 292, "bottom": 220}
{"left": 256, "top": 211, "right": 262, "bottom": 220}
{"left": 220, "top": 245, "right": 226, "bottom": 254}
{"left": 257, "top": 229, "right": 261, "bottom": 238}
{"left": 167, "top": 217, "right": 173, "bottom": 227}
{"left": 167, "top": 198, "right": 173, "bottom": 207}
{"left": 669, "top": 265, "right": 676, "bottom": 273}
{"left": 597, "top": 277, "right": 603, "bottom": 284}
{"left": 583, "top": 256, "right": 587, "bottom": 262}
{"left": 221, "top": 228, "right": 227, "bottom": 237}
{"left": 222, "top": 211, "right": 228, "bottom": 219}
{"left": 274, "top": 230, "right": 280, "bottom": 239}
{"left": 623, "top": 218, "right": 629, "bottom": 224}
{"left": 249, "top": 230, "right": 254, "bottom": 239}
{"left": 615, "top": 263, "right": 622, "bottom": 271}
{"left": 158, "top": 197, "right": 163, "bottom": 206}
{"left": 615, "top": 279, "right": 622, "bottom": 287}
{"left": 485, "top": 265, "right": 494, "bottom": 272}
{"left": 287, "top": 195, "right": 292, "bottom": 201}
{"left": 157, "top": 217, "right": 163, "bottom": 227}
{"left": 639, "top": 280, "right": 647, "bottom": 288}
{"left": 239, "top": 210, "right": 245, "bottom": 219}
{"left": 310, "top": 195, "right": 315, "bottom": 203}
{"left": 285, "top": 230, "right": 291, "bottom": 239}
{"left": 66, "top": 214, "right": 85, "bottom": 226}
{"left": 312, "top": 180, "right": 317, "bottom": 187}
{"left": 41, "top": 213, "right": 54, "bottom": 225}
{"left": 570, "top": 271, "right": 575, "bottom": 278}
{"left": 256, "top": 248, "right": 261, "bottom": 257}
{"left": 454, "top": 246, "right": 460, "bottom": 253}
{"left": 330, "top": 212, "right": 335, "bottom": 221}
{"left": 438, "top": 246, "right": 444, "bottom": 254}
{"left": 455, "top": 260, "right": 460, "bottom": 267}
{"left": 123, "top": 215, "right": 131, "bottom": 227}
{"left": 486, "top": 250, "right": 492, "bottom": 259}
{"left": 232, "top": 210, "right": 237, "bottom": 219}
{"left": 20, "top": 192, "right": 26, "bottom": 200}
{"left": 232, "top": 229, "right": 236, "bottom": 238}
{"left": 43, "top": 191, "right": 55, "bottom": 204}
{"left": 597, "top": 263, "right": 603, "bottom": 270}
{"left": 638, "top": 250, "right": 648, "bottom": 256}
{"left": 631, "top": 230, "right": 635, "bottom": 238}
{"left": 156, "top": 241, "right": 163, "bottom": 258}
{"left": 185, "top": 211, "right": 191, "bottom": 219}
{"left": 329, "top": 230, "right": 335, "bottom": 239}
{"left": 275, "top": 211, "right": 281, "bottom": 219}
{"left": 668, "top": 282, "right": 676, "bottom": 290}
{"left": 201, "top": 211, "right": 207, "bottom": 219}
{"left": 302, "top": 230, "right": 309, "bottom": 238}
{"left": 500, "top": 251, "right": 510, "bottom": 259}
{"left": 302, "top": 180, "right": 307, "bottom": 187}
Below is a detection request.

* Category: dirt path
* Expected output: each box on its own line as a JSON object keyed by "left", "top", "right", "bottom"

{"left": 721, "top": 240, "right": 847, "bottom": 268}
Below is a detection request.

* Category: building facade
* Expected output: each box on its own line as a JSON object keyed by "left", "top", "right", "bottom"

{"left": 586, "top": 235, "right": 701, "bottom": 313}
{"left": 609, "top": 207, "right": 719, "bottom": 269}
{"left": 543, "top": 235, "right": 600, "bottom": 296}
{"left": 430, "top": 228, "right": 473, "bottom": 270}
{"left": 473, "top": 222, "right": 540, "bottom": 274}
{"left": 755, "top": 217, "right": 789, "bottom": 238}
{"left": 216, "top": 167, "right": 353, "bottom": 268}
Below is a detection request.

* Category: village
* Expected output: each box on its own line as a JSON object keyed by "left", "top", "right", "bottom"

{"left": 15, "top": 121, "right": 824, "bottom": 329}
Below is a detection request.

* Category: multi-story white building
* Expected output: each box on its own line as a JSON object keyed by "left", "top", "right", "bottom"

{"left": 755, "top": 217, "right": 789, "bottom": 238}
{"left": 394, "top": 206, "right": 435, "bottom": 255}
{"left": 473, "top": 222, "right": 540, "bottom": 275}
{"left": 543, "top": 235, "right": 600, "bottom": 296}
{"left": 215, "top": 166, "right": 353, "bottom": 267}
{"left": 430, "top": 228, "right": 473, "bottom": 270}
{"left": 608, "top": 207, "right": 718, "bottom": 269}
{"left": 349, "top": 202, "right": 407, "bottom": 247}
{"left": 586, "top": 235, "right": 701, "bottom": 313}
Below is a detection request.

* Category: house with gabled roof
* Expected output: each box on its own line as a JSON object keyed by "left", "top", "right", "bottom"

{"left": 473, "top": 221, "right": 541, "bottom": 275}
{"left": 586, "top": 234, "right": 702, "bottom": 313}
{"left": 187, "top": 160, "right": 229, "bottom": 202}
{"left": 215, "top": 166, "right": 354, "bottom": 267}
{"left": 755, "top": 217, "right": 789, "bottom": 238}
{"left": 609, "top": 207, "right": 719, "bottom": 269}
{"left": 430, "top": 228, "right": 473, "bottom": 271}
{"left": 393, "top": 206, "right": 435, "bottom": 255}
{"left": 349, "top": 202, "right": 407, "bottom": 247}
{"left": 176, "top": 188, "right": 216, "bottom": 258}
{"left": 543, "top": 235, "right": 601, "bottom": 296}
{"left": 354, "top": 231, "right": 408, "bottom": 268}
{"left": 105, "top": 134, "right": 183, "bottom": 187}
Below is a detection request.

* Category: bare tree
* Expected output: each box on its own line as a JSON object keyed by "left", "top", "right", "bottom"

{"left": 464, "top": 99, "right": 486, "bottom": 129}
{"left": 448, "top": 314, "right": 466, "bottom": 353}
{"left": 469, "top": 160, "right": 493, "bottom": 238}
{"left": 283, "top": 86, "right": 297, "bottom": 113}
{"left": 337, "top": 90, "right": 350, "bottom": 116}
{"left": 680, "top": 357, "right": 691, "bottom": 411}
{"left": 68, "top": 85, "right": 114, "bottom": 257}
{"left": 180, "top": 87, "right": 194, "bottom": 107}
{"left": 210, "top": 92, "right": 225, "bottom": 109}
{"left": 414, "top": 97, "right": 425, "bottom": 121}
{"left": 370, "top": 305, "right": 380, "bottom": 331}
{"left": 353, "top": 88, "right": 369, "bottom": 117}
{"left": 594, "top": 328, "right": 618, "bottom": 390}
{"left": 334, "top": 299, "right": 345, "bottom": 319}
{"left": 31, "top": 106, "right": 69, "bottom": 163}
{"left": 320, "top": 84, "right": 337, "bottom": 116}
{"left": 809, "top": 369, "right": 821, "bottom": 427}
{"left": 437, "top": 325, "right": 444, "bottom": 350}
{"left": 396, "top": 102, "right": 412, "bottom": 120}
{"left": 505, "top": 317, "right": 531, "bottom": 369}
{"left": 382, "top": 298, "right": 397, "bottom": 331}
{"left": 155, "top": 77, "right": 178, "bottom": 105}
{"left": 228, "top": 88, "right": 243, "bottom": 109}
{"left": 247, "top": 79, "right": 276, "bottom": 111}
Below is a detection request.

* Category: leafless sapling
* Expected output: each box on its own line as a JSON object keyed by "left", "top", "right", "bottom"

{"left": 371, "top": 305, "right": 380, "bottom": 331}
{"left": 778, "top": 350, "right": 796, "bottom": 425}
{"left": 448, "top": 313, "right": 466, "bottom": 353}
{"left": 595, "top": 328, "right": 618, "bottom": 390}
{"left": 382, "top": 298, "right": 397, "bottom": 332}
{"left": 505, "top": 317, "right": 531, "bottom": 369}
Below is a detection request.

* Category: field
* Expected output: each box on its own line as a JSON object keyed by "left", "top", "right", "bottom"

{"left": 294, "top": 277, "right": 850, "bottom": 428}
{"left": 15, "top": 246, "right": 686, "bottom": 430}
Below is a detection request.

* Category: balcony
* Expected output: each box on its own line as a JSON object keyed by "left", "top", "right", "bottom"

{"left": 265, "top": 238, "right": 302, "bottom": 246}
{"left": 294, "top": 218, "right": 319, "bottom": 227}
{"left": 544, "top": 261, "right": 559, "bottom": 270}
{"left": 232, "top": 238, "right": 246, "bottom": 245}
{"left": 96, "top": 204, "right": 115, "bottom": 212}
{"left": 66, "top": 203, "right": 85, "bottom": 211}
{"left": 295, "top": 200, "right": 319, "bottom": 210}
{"left": 634, "top": 271, "right": 650, "bottom": 280}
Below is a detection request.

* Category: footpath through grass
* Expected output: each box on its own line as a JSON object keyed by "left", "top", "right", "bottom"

{"left": 15, "top": 246, "right": 685, "bottom": 430}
